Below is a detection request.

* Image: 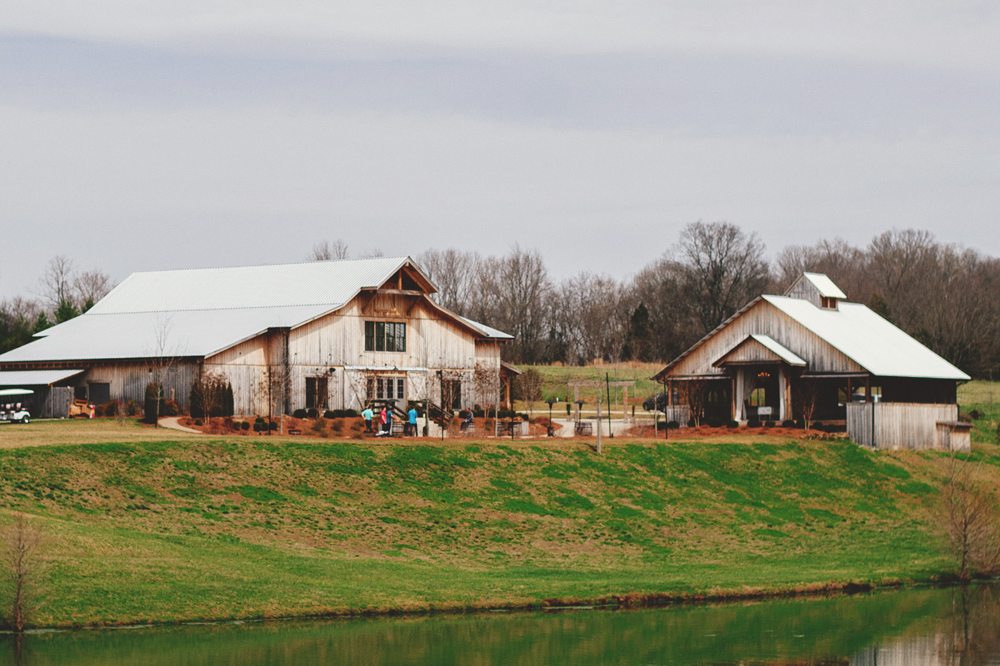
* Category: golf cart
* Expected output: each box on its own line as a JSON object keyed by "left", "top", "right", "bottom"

{"left": 0, "top": 388, "right": 33, "bottom": 424}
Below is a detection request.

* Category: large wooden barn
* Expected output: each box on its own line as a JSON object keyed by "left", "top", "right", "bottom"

{"left": 0, "top": 257, "right": 516, "bottom": 418}
{"left": 653, "top": 273, "right": 971, "bottom": 450}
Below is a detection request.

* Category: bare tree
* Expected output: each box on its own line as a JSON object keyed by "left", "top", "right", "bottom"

{"left": 73, "top": 270, "right": 115, "bottom": 310}
{"left": 515, "top": 367, "right": 543, "bottom": 417}
{"left": 145, "top": 316, "right": 185, "bottom": 427}
{"left": 793, "top": 379, "right": 820, "bottom": 431}
{"left": 946, "top": 454, "right": 1000, "bottom": 581}
{"left": 680, "top": 379, "right": 708, "bottom": 426}
{"left": 474, "top": 363, "right": 502, "bottom": 436}
{"left": 552, "top": 272, "right": 630, "bottom": 365}
{"left": 309, "top": 239, "right": 350, "bottom": 261}
{"left": 2, "top": 514, "right": 47, "bottom": 632}
{"left": 417, "top": 248, "right": 480, "bottom": 316}
{"left": 676, "top": 222, "right": 772, "bottom": 335}
{"left": 474, "top": 246, "right": 552, "bottom": 364}
{"left": 37, "top": 255, "right": 75, "bottom": 310}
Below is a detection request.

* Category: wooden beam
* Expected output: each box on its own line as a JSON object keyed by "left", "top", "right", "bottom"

{"left": 376, "top": 289, "right": 424, "bottom": 296}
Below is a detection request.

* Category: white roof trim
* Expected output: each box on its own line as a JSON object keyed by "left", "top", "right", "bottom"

{"left": 800, "top": 273, "right": 847, "bottom": 299}
{"left": 750, "top": 335, "right": 808, "bottom": 366}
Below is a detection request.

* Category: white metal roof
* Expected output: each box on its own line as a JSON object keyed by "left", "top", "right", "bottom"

{"left": 799, "top": 272, "right": 847, "bottom": 299}
{"left": 0, "top": 257, "right": 511, "bottom": 364}
{"left": 88, "top": 257, "right": 414, "bottom": 314}
{"left": 750, "top": 335, "right": 808, "bottom": 366}
{"left": 763, "top": 295, "right": 970, "bottom": 380}
{"left": 459, "top": 316, "right": 515, "bottom": 340}
{"left": 0, "top": 369, "right": 85, "bottom": 386}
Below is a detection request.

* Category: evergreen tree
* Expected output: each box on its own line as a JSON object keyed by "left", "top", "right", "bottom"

{"left": 54, "top": 299, "right": 79, "bottom": 324}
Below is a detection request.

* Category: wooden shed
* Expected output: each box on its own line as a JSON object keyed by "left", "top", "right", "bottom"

{"left": 0, "top": 257, "right": 513, "bottom": 420}
{"left": 653, "top": 273, "right": 971, "bottom": 450}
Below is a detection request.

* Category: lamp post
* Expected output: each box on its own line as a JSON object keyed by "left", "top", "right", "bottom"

{"left": 546, "top": 398, "right": 556, "bottom": 437}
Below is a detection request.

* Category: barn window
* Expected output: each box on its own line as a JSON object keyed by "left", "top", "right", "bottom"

{"left": 374, "top": 377, "right": 405, "bottom": 401}
{"left": 364, "top": 321, "right": 406, "bottom": 352}
{"left": 749, "top": 387, "right": 766, "bottom": 407}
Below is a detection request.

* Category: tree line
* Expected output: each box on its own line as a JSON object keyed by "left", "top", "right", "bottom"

{"left": 5, "top": 226, "right": 999, "bottom": 379}
{"left": 0, "top": 255, "right": 114, "bottom": 355}
{"left": 416, "top": 224, "right": 1000, "bottom": 379}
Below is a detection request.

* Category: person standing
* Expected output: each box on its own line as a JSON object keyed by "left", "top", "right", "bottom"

{"left": 378, "top": 406, "right": 388, "bottom": 436}
{"left": 408, "top": 405, "right": 418, "bottom": 436}
{"left": 362, "top": 405, "right": 374, "bottom": 433}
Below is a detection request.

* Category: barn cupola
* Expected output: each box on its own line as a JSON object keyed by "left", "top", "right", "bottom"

{"left": 784, "top": 272, "right": 847, "bottom": 310}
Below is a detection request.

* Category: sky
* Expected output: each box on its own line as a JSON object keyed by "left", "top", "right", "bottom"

{"left": 1, "top": 1, "right": 999, "bottom": 299}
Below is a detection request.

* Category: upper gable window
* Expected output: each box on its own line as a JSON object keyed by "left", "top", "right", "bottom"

{"left": 365, "top": 321, "right": 406, "bottom": 352}
{"left": 820, "top": 296, "right": 839, "bottom": 310}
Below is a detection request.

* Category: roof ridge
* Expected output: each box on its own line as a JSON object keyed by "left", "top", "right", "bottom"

{"left": 124, "top": 256, "right": 409, "bottom": 277}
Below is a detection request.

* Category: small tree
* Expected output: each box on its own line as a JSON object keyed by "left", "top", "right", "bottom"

{"left": 946, "top": 455, "right": 1000, "bottom": 581}
{"left": 793, "top": 379, "right": 820, "bottom": 430}
{"left": 515, "top": 367, "right": 543, "bottom": 417}
{"left": 2, "top": 513, "right": 47, "bottom": 632}
{"left": 681, "top": 379, "right": 708, "bottom": 426}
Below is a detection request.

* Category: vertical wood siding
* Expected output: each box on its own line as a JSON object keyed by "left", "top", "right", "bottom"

{"left": 82, "top": 362, "right": 200, "bottom": 408}
{"left": 668, "top": 301, "right": 864, "bottom": 377}
{"left": 846, "top": 402, "right": 958, "bottom": 450}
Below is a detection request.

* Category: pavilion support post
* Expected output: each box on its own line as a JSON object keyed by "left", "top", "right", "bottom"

{"left": 734, "top": 367, "right": 746, "bottom": 421}
{"left": 778, "top": 366, "right": 788, "bottom": 421}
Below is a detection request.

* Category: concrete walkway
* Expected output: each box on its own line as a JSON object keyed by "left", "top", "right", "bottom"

{"left": 158, "top": 416, "right": 202, "bottom": 434}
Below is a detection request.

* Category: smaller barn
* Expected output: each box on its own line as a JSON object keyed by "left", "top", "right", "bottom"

{"left": 653, "top": 273, "right": 971, "bottom": 450}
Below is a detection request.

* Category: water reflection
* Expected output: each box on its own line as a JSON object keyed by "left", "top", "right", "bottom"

{"left": 851, "top": 585, "right": 1000, "bottom": 666}
{"left": 3, "top": 585, "right": 999, "bottom": 665}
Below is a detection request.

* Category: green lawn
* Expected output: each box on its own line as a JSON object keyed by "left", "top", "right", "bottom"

{"left": 0, "top": 418, "right": 977, "bottom": 628}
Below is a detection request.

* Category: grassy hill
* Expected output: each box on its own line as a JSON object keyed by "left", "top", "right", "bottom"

{"left": 0, "top": 417, "right": 985, "bottom": 628}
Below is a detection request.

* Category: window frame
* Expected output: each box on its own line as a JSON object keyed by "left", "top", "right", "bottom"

{"left": 364, "top": 320, "right": 407, "bottom": 353}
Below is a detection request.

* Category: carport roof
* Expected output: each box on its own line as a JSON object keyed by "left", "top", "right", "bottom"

{"left": 0, "top": 369, "right": 85, "bottom": 386}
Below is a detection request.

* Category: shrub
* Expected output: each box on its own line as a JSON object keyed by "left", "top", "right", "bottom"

{"left": 330, "top": 420, "right": 344, "bottom": 435}
{"left": 727, "top": 420, "right": 739, "bottom": 428}
{"left": 794, "top": 419, "right": 804, "bottom": 428}
{"left": 252, "top": 422, "right": 263, "bottom": 432}
{"left": 666, "top": 420, "right": 680, "bottom": 429}
{"left": 686, "top": 418, "right": 695, "bottom": 427}
{"left": 747, "top": 418, "right": 761, "bottom": 428}
{"left": 310, "top": 419, "right": 328, "bottom": 437}
{"left": 269, "top": 421, "right": 278, "bottom": 431}
{"left": 781, "top": 420, "right": 795, "bottom": 428}
{"left": 240, "top": 421, "right": 250, "bottom": 431}
{"left": 104, "top": 399, "right": 122, "bottom": 417}
{"left": 706, "top": 417, "right": 723, "bottom": 428}
{"left": 125, "top": 400, "right": 140, "bottom": 416}
{"left": 194, "top": 419, "right": 203, "bottom": 426}
{"left": 292, "top": 409, "right": 307, "bottom": 419}
{"left": 143, "top": 383, "right": 165, "bottom": 424}
{"left": 93, "top": 404, "right": 105, "bottom": 418}
{"left": 764, "top": 420, "right": 776, "bottom": 428}
{"left": 323, "top": 410, "right": 337, "bottom": 419}
{"left": 306, "top": 408, "right": 318, "bottom": 419}
{"left": 163, "top": 399, "right": 181, "bottom": 417}
{"left": 190, "top": 374, "right": 234, "bottom": 418}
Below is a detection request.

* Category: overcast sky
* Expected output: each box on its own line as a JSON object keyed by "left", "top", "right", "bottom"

{"left": 2, "top": 1, "right": 999, "bottom": 299}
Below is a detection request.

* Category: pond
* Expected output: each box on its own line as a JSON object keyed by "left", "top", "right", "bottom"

{"left": 4, "top": 585, "right": 999, "bottom": 665}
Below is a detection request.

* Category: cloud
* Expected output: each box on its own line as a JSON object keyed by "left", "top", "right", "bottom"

{"left": 2, "top": 1, "right": 999, "bottom": 72}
